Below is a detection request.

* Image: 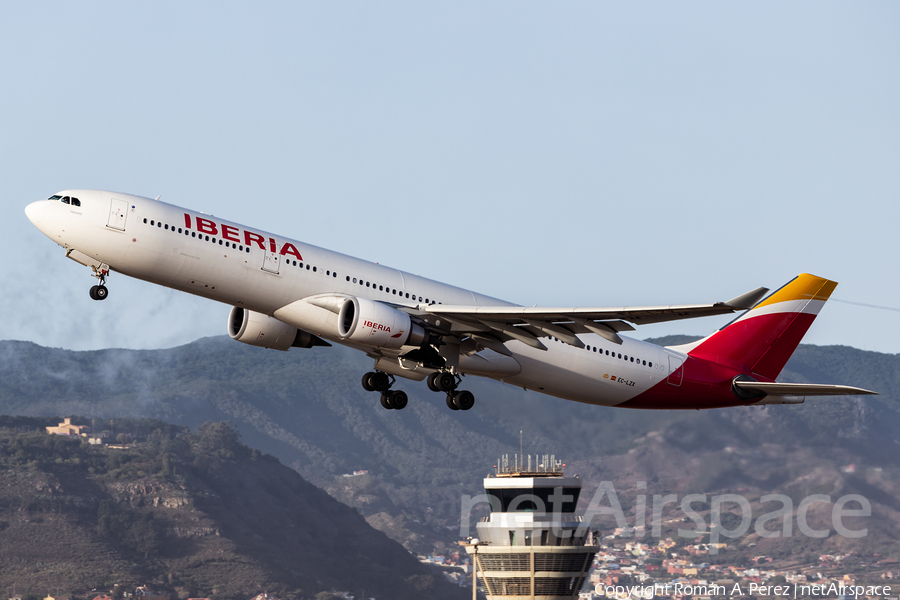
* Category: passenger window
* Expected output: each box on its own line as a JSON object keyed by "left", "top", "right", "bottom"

{"left": 353, "top": 278, "right": 357, "bottom": 283}
{"left": 347, "top": 276, "right": 351, "bottom": 282}
{"left": 618, "top": 353, "right": 621, "bottom": 359}
{"left": 630, "top": 357, "right": 634, "bottom": 362}
{"left": 366, "top": 282, "right": 370, "bottom": 287}
{"left": 379, "top": 285, "right": 383, "bottom": 291}
{"left": 405, "top": 293, "right": 410, "bottom": 298}
{"left": 165, "top": 224, "right": 169, "bottom": 230}
{"left": 327, "top": 270, "right": 330, "bottom": 276}
{"left": 425, "top": 298, "right": 429, "bottom": 303}
{"left": 71, "top": 198, "right": 81, "bottom": 206}
{"left": 649, "top": 362, "right": 653, "bottom": 368}
{"left": 178, "top": 228, "right": 183, "bottom": 233}
{"left": 313, "top": 267, "right": 316, "bottom": 272}
{"left": 151, "top": 220, "right": 155, "bottom": 225}
{"left": 642, "top": 360, "right": 646, "bottom": 366}
{"left": 143, "top": 218, "right": 147, "bottom": 224}
{"left": 333, "top": 272, "right": 337, "bottom": 278}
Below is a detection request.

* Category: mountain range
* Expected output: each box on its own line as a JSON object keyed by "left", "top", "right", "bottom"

{"left": 1, "top": 335, "right": 897, "bottom": 563}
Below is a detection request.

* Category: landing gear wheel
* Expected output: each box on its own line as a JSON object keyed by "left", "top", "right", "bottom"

{"left": 362, "top": 372, "right": 376, "bottom": 392}
{"left": 380, "top": 393, "right": 393, "bottom": 410}
{"left": 446, "top": 393, "right": 460, "bottom": 411}
{"left": 94, "top": 285, "right": 108, "bottom": 300}
{"left": 371, "top": 371, "right": 391, "bottom": 393}
{"left": 89, "top": 285, "right": 99, "bottom": 300}
{"left": 454, "top": 390, "right": 475, "bottom": 411}
{"left": 427, "top": 372, "right": 441, "bottom": 393}
{"left": 389, "top": 390, "right": 408, "bottom": 410}
{"left": 437, "top": 372, "right": 457, "bottom": 392}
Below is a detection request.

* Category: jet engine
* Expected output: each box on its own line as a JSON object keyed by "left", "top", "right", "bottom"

{"left": 337, "top": 297, "right": 426, "bottom": 349}
{"left": 228, "top": 307, "right": 329, "bottom": 351}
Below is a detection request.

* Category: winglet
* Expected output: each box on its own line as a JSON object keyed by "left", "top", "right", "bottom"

{"left": 725, "top": 286, "right": 769, "bottom": 310}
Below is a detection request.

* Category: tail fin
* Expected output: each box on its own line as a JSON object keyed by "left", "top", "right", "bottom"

{"left": 681, "top": 273, "right": 837, "bottom": 380}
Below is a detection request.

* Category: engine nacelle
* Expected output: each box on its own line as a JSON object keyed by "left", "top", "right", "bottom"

{"left": 337, "top": 297, "right": 426, "bottom": 350}
{"left": 228, "top": 307, "right": 326, "bottom": 351}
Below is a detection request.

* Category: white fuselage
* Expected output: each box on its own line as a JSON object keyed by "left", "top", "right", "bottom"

{"left": 26, "top": 190, "right": 685, "bottom": 407}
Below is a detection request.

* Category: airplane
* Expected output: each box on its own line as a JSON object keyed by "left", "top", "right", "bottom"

{"left": 25, "top": 190, "right": 876, "bottom": 411}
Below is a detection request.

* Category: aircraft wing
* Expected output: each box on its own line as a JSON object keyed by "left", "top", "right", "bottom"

{"left": 733, "top": 381, "right": 878, "bottom": 396}
{"left": 418, "top": 286, "right": 770, "bottom": 349}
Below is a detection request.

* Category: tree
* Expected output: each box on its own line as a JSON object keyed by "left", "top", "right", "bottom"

{"left": 191, "top": 421, "right": 245, "bottom": 459}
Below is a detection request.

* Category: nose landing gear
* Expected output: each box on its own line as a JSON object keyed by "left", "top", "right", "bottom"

{"left": 89, "top": 285, "right": 108, "bottom": 301}
{"left": 89, "top": 265, "right": 110, "bottom": 301}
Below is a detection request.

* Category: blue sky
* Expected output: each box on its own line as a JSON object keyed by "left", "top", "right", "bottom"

{"left": 2, "top": 2, "right": 898, "bottom": 352}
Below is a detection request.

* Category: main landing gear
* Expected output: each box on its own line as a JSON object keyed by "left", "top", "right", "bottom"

{"left": 427, "top": 371, "right": 475, "bottom": 411}
{"left": 362, "top": 371, "right": 408, "bottom": 410}
{"left": 89, "top": 266, "right": 110, "bottom": 301}
{"left": 360, "top": 369, "right": 476, "bottom": 412}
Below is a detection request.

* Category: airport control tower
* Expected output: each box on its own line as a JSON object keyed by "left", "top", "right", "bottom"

{"left": 465, "top": 454, "right": 599, "bottom": 600}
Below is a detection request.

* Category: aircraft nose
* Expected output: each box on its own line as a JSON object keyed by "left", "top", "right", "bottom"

{"left": 25, "top": 200, "right": 43, "bottom": 225}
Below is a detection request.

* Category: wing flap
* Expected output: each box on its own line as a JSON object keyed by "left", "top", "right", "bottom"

{"left": 419, "top": 285, "right": 767, "bottom": 347}
{"left": 424, "top": 285, "right": 766, "bottom": 326}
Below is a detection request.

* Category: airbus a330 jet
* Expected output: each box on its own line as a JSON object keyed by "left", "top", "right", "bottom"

{"left": 26, "top": 190, "right": 875, "bottom": 411}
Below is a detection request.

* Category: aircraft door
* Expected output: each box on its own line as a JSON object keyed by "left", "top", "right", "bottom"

{"left": 261, "top": 244, "right": 280, "bottom": 274}
{"left": 667, "top": 355, "right": 684, "bottom": 386}
{"left": 107, "top": 198, "right": 128, "bottom": 230}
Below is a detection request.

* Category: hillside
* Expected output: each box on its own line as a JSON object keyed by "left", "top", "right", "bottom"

{"left": 0, "top": 418, "right": 465, "bottom": 600}
{"left": 0, "top": 336, "right": 897, "bottom": 558}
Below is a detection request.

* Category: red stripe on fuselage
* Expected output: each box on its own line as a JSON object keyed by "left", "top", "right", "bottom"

{"left": 619, "top": 355, "right": 762, "bottom": 409}
{"left": 620, "top": 311, "right": 817, "bottom": 409}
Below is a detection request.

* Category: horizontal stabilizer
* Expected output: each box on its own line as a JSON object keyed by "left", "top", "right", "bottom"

{"left": 733, "top": 381, "right": 877, "bottom": 397}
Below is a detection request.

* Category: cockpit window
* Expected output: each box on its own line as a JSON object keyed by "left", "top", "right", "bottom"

{"left": 61, "top": 196, "right": 71, "bottom": 205}
{"left": 71, "top": 197, "right": 81, "bottom": 207}
{"left": 48, "top": 195, "right": 61, "bottom": 201}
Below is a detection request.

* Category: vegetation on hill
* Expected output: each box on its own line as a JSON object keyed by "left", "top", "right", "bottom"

{"left": 0, "top": 418, "right": 465, "bottom": 600}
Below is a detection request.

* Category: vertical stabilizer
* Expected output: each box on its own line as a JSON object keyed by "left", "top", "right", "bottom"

{"left": 684, "top": 274, "right": 837, "bottom": 380}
